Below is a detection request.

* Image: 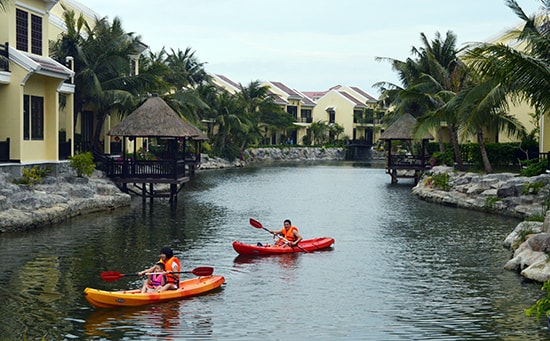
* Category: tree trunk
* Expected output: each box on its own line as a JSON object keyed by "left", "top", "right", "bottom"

{"left": 437, "top": 128, "right": 445, "bottom": 153}
{"left": 92, "top": 111, "right": 107, "bottom": 154}
{"left": 449, "top": 124, "right": 464, "bottom": 170}
{"left": 477, "top": 131, "right": 493, "bottom": 174}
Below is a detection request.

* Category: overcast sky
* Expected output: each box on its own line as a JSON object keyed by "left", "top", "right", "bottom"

{"left": 80, "top": 0, "right": 543, "bottom": 97}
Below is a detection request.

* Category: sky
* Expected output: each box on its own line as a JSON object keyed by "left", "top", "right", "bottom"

{"left": 80, "top": 0, "right": 543, "bottom": 97}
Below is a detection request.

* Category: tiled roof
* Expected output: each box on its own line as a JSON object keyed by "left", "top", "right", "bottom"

{"left": 339, "top": 91, "right": 367, "bottom": 107}
{"left": 292, "top": 90, "right": 315, "bottom": 106}
{"left": 350, "top": 86, "right": 377, "bottom": 101}
{"left": 215, "top": 74, "right": 240, "bottom": 90}
{"left": 267, "top": 90, "right": 289, "bottom": 105}
{"left": 270, "top": 81, "right": 301, "bottom": 99}
{"left": 26, "top": 54, "right": 73, "bottom": 76}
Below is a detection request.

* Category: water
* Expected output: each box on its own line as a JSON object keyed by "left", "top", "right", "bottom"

{"left": 0, "top": 162, "right": 549, "bottom": 340}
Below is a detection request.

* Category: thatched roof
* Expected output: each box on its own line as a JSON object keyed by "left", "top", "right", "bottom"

{"left": 379, "top": 113, "right": 434, "bottom": 140}
{"left": 188, "top": 124, "right": 209, "bottom": 141}
{"left": 107, "top": 95, "right": 203, "bottom": 138}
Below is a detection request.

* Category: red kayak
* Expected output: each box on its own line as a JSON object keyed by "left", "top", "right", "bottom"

{"left": 232, "top": 237, "right": 334, "bottom": 256}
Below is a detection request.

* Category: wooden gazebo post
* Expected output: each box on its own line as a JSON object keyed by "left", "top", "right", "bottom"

{"left": 106, "top": 95, "right": 208, "bottom": 203}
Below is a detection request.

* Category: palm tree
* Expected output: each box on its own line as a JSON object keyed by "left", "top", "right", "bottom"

{"left": 164, "top": 47, "right": 210, "bottom": 89}
{"left": 53, "top": 14, "right": 160, "bottom": 152}
{"left": 376, "top": 31, "right": 468, "bottom": 169}
{"left": 466, "top": 0, "right": 550, "bottom": 118}
{"left": 237, "top": 81, "right": 294, "bottom": 146}
{"left": 443, "top": 76, "right": 526, "bottom": 173}
{"left": 308, "top": 121, "right": 329, "bottom": 145}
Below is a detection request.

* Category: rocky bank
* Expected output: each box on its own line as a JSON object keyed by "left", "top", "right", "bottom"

{"left": 413, "top": 166, "right": 550, "bottom": 282}
{"left": 0, "top": 169, "right": 131, "bottom": 233}
{"left": 0, "top": 147, "right": 345, "bottom": 233}
{"left": 198, "top": 147, "right": 346, "bottom": 169}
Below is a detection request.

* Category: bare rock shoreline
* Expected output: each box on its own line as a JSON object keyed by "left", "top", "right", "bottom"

{"left": 0, "top": 170, "right": 131, "bottom": 233}
{"left": 413, "top": 166, "right": 550, "bottom": 282}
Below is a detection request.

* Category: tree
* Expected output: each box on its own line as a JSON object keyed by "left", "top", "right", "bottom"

{"left": 376, "top": 31, "right": 469, "bottom": 169}
{"left": 466, "top": 0, "right": 550, "bottom": 120}
{"left": 52, "top": 14, "right": 160, "bottom": 152}
{"left": 442, "top": 76, "right": 526, "bottom": 173}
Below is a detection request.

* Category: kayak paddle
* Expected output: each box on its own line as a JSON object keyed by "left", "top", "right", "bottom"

{"left": 249, "top": 218, "right": 310, "bottom": 253}
{"left": 100, "top": 266, "right": 214, "bottom": 281}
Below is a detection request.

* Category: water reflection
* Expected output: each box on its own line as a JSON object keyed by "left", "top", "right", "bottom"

{"left": 1, "top": 163, "right": 550, "bottom": 340}
{"left": 83, "top": 300, "right": 215, "bottom": 340}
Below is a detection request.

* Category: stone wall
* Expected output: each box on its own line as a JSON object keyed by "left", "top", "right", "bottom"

{"left": 198, "top": 147, "right": 345, "bottom": 170}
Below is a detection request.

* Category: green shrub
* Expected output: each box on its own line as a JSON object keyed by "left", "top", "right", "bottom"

{"left": 522, "top": 181, "right": 546, "bottom": 195}
{"left": 69, "top": 152, "right": 96, "bottom": 177}
{"left": 525, "top": 214, "right": 545, "bottom": 222}
{"left": 483, "top": 196, "right": 501, "bottom": 210}
{"left": 14, "top": 165, "right": 51, "bottom": 189}
{"left": 520, "top": 159, "right": 548, "bottom": 177}
{"left": 429, "top": 172, "right": 451, "bottom": 191}
{"left": 526, "top": 280, "right": 550, "bottom": 321}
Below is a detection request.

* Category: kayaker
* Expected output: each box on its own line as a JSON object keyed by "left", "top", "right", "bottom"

{"left": 270, "top": 219, "right": 303, "bottom": 247}
{"left": 138, "top": 247, "right": 181, "bottom": 292}
{"left": 140, "top": 262, "right": 166, "bottom": 293}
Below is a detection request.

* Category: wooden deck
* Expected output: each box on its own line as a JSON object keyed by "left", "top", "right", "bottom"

{"left": 102, "top": 157, "right": 191, "bottom": 202}
{"left": 386, "top": 155, "right": 429, "bottom": 184}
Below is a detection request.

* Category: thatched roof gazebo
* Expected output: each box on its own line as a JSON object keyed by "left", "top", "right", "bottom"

{"left": 105, "top": 95, "right": 207, "bottom": 202}
{"left": 379, "top": 113, "right": 434, "bottom": 184}
{"left": 108, "top": 95, "right": 200, "bottom": 138}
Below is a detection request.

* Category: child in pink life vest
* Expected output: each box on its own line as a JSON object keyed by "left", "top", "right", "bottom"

{"left": 140, "top": 262, "right": 166, "bottom": 293}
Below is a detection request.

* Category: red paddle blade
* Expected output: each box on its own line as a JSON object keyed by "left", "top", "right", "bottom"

{"left": 100, "top": 271, "right": 125, "bottom": 281}
{"left": 191, "top": 266, "right": 214, "bottom": 276}
{"left": 249, "top": 218, "right": 263, "bottom": 229}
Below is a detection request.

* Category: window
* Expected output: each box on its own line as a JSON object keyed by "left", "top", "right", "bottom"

{"left": 23, "top": 95, "right": 44, "bottom": 140}
{"left": 328, "top": 110, "right": 335, "bottom": 124}
{"left": 16, "top": 9, "right": 28, "bottom": 52}
{"left": 300, "top": 109, "right": 312, "bottom": 123}
{"left": 287, "top": 106, "right": 298, "bottom": 120}
{"left": 31, "top": 14, "right": 42, "bottom": 55}
{"left": 16, "top": 9, "right": 42, "bottom": 55}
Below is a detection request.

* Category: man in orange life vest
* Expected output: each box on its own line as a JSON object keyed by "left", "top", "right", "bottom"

{"left": 139, "top": 247, "right": 181, "bottom": 292}
{"left": 270, "top": 219, "right": 303, "bottom": 247}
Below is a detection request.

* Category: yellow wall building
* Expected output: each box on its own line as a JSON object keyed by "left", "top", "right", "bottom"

{"left": 0, "top": 0, "right": 74, "bottom": 169}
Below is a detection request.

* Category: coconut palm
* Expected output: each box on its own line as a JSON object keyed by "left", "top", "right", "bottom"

{"left": 442, "top": 76, "right": 526, "bottom": 173}
{"left": 52, "top": 14, "right": 162, "bottom": 152}
{"left": 164, "top": 47, "right": 210, "bottom": 89}
{"left": 376, "top": 31, "right": 469, "bottom": 169}
{"left": 466, "top": 0, "right": 550, "bottom": 119}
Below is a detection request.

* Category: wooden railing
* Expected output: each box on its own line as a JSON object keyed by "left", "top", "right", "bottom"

{"left": 389, "top": 155, "right": 426, "bottom": 169}
{"left": 103, "top": 157, "right": 186, "bottom": 180}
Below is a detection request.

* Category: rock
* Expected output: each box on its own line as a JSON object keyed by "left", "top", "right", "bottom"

{"left": 414, "top": 171, "right": 550, "bottom": 218}
{"left": 0, "top": 171, "right": 131, "bottom": 233}
{"left": 503, "top": 221, "right": 544, "bottom": 249}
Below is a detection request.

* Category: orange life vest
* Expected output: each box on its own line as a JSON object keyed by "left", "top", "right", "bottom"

{"left": 282, "top": 226, "right": 298, "bottom": 242}
{"left": 162, "top": 256, "right": 181, "bottom": 284}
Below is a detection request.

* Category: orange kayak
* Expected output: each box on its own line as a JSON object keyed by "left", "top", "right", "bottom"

{"left": 232, "top": 237, "right": 334, "bottom": 256}
{"left": 84, "top": 275, "right": 225, "bottom": 308}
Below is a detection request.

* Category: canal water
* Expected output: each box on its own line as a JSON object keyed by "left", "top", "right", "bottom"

{"left": 1, "top": 162, "right": 549, "bottom": 340}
